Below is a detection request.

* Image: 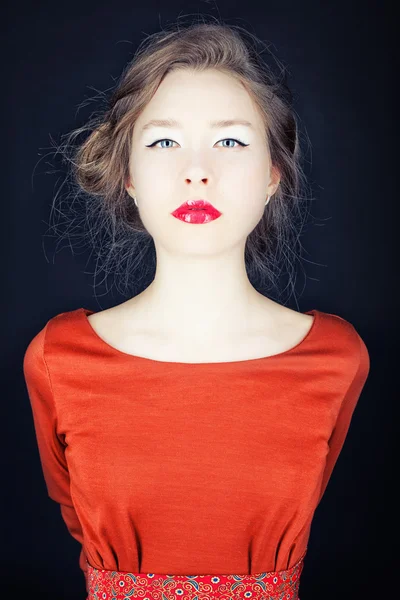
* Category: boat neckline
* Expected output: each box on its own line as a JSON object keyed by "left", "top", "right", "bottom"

{"left": 77, "top": 307, "right": 321, "bottom": 366}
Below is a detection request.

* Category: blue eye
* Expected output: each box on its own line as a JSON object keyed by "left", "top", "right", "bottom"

{"left": 145, "top": 138, "right": 249, "bottom": 149}
{"left": 146, "top": 139, "right": 177, "bottom": 149}
{"left": 217, "top": 138, "right": 248, "bottom": 148}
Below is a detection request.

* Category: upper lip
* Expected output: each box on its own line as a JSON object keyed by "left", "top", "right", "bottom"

{"left": 174, "top": 199, "right": 218, "bottom": 211}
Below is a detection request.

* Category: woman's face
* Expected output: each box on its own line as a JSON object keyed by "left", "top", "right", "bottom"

{"left": 126, "top": 68, "right": 280, "bottom": 256}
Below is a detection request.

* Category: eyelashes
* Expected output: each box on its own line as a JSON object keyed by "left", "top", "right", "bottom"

{"left": 145, "top": 138, "right": 249, "bottom": 149}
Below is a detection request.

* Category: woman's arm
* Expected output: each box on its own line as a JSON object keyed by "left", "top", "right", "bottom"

{"left": 318, "top": 330, "right": 370, "bottom": 502}
{"left": 23, "top": 322, "right": 87, "bottom": 582}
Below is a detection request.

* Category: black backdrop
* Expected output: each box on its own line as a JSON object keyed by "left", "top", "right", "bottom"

{"left": 3, "top": 1, "right": 395, "bottom": 598}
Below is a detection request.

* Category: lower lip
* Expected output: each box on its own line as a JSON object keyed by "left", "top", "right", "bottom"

{"left": 171, "top": 207, "right": 222, "bottom": 224}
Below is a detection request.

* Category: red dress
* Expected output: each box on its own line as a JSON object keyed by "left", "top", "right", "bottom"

{"left": 23, "top": 307, "right": 370, "bottom": 598}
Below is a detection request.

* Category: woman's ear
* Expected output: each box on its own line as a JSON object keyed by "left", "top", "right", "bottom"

{"left": 125, "top": 176, "right": 135, "bottom": 198}
{"left": 268, "top": 165, "right": 281, "bottom": 197}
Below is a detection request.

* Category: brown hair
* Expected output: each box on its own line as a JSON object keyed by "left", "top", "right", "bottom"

{"left": 49, "top": 14, "right": 314, "bottom": 305}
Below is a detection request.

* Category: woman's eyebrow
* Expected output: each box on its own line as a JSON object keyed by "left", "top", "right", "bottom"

{"left": 140, "top": 118, "right": 254, "bottom": 132}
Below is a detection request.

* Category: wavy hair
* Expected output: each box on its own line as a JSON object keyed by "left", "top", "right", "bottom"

{"left": 45, "top": 14, "right": 315, "bottom": 306}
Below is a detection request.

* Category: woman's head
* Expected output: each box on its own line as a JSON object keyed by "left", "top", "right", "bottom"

{"left": 53, "top": 16, "right": 311, "bottom": 303}
{"left": 125, "top": 67, "right": 281, "bottom": 260}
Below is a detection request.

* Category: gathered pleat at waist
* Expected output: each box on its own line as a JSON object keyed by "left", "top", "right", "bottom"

{"left": 85, "top": 549, "right": 306, "bottom": 600}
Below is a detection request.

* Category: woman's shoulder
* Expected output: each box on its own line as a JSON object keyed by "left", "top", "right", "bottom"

{"left": 317, "top": 308, "right": 367, "bottom": 343}
{"left": 316, "top": 308, "right": 370, "bottom": 375}
{"left": 24, "top": 308, "right": 85, "bottom": 361}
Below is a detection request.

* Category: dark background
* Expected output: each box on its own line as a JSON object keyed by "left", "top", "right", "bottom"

{"left": 3, "top": 1, "right": 395, "bottom": 598}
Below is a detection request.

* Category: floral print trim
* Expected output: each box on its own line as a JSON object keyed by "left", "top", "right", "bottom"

{"left": 86, "top": 549, "right": 306, "bottom": 599}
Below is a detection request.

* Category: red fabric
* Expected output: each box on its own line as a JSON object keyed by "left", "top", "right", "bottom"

{"left": 23, "top": 307, "right": 369, "bottom": 590}
{"left": 85, "top": 548, "right": 306, "bottom": 600}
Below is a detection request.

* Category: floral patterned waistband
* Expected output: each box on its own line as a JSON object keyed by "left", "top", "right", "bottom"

{"left": 86, "top": 549, "right": 306, "bottom": 600}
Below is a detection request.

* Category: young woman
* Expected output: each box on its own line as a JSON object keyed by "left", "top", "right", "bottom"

{"left": 23, "top": 17, "right": 370, "bottom": 600}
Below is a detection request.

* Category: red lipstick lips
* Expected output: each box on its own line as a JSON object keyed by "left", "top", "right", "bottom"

{"left": 171, "top": 199, "right": 222, "bottom": 224}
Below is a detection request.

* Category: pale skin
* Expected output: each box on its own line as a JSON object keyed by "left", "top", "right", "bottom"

{"left": 88, "top": 68, "right": 314, "bottom": 362}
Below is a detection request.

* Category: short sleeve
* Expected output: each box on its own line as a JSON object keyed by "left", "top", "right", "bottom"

{"left": 318, "top": 330, "right": 370, "bottom": 503}
{"left": 23, "top": 322, "right": 88, "bottom": 581}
